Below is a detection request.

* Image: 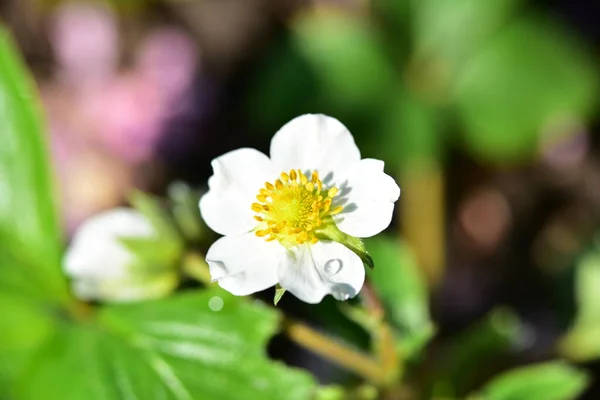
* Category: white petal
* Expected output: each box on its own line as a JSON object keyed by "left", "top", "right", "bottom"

{"left": 269, "top": 114, "right": 360, "bottom": 176}
{"left": 278, "top": 241, "right": 365, "bottom": 303}
{"left": 64, "top": 208, "right": 154, "bottom": 279}
{"left": 205, "top": 233, "right": 283, "bottom": 296}
{"left": 199, "top": 148, "right": 275, "bottom": 236}
{"left": 334, "top": 159, "right": 400, "bottom": 238}
{"left": 71, "top": 272, "right": 178, "bottom": 303}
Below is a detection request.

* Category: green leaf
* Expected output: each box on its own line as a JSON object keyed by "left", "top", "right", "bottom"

{"left": 168, "top": 182, "right": 205, "bottom": 242}
{"left": 454, "top": 17, "right": 598, "bottom": 163}
{"left": 479, "top": 362, "right": 589, "bottom": 400}
{"left": 372, "top": 89, "right": 442, "bottom": 170}
{"left": 129, "top": 190, "right": 181, "bottom": 243}
{"left": 18, "top": 290, "right": 316, "bottom": 400}
{"left": 364, "top": 236, "right": 433, "bottom": 359}
{"left": 274, "top": 285, "right": 286, "bottom": 306}
{"left": 0, "top": 293, "right": 56, "bottom": 399}
{"left": 0, "top": 28, "right": 67, "bottom": 299}
{"left": 558, "top": 244, "right": 600, "bottom": 361}
{"left": 412, "top": 0, "right": 520, "bottom": 73}
{"left": 433, "top": 308, "right": 523, "bottom": 397}
{"left": 293, "top": 12, "right": 395, "bottom": 115}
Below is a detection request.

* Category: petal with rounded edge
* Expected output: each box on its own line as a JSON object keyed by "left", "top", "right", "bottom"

{"left": 205, "top": 233, "right": 283, "bottom": 296}
{"left": 334, "top": 159, "right": 400, "bottom": 238}
{"left": 199, "top": 148, "right": 274, "bottom": 236}
{"left": 64, "top": 208, "right": 154, "bottom": 279}
{"left": 278, "top": 241, "right": 365, "bottom": 303}
{"left": 270, "top": 114, "right": 360, "bottom": 175}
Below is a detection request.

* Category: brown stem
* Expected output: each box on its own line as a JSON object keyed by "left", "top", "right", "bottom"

{"left": 361, "top": 280, "right": 401, "bottom": 383}
{"left": 283, "top": 318, "right": 387, "bottom": 386}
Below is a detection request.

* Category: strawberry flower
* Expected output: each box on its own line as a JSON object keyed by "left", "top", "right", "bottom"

{"left": 200, "top": 114, "right": 400, "bottom": 303}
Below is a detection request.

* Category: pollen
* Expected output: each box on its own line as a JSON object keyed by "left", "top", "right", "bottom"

{"left": 251, "top": 169, "right": 343, "bottom": 247}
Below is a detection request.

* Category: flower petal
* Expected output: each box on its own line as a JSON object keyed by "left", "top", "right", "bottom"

{"left": 199, "top": 148, "right": 274, "bottom": 236}
{"left": 278, "top": 241, "right": 365, "bottom": 303}
{"left": 64, "top": 208, "right": 154, "bottom": 279}
{"left": 334, "top": 159, "right": 400, "bottom": 238}
{"left": 205, "top": 233, "right": 283, "bottom": 296}
{"left": 270, "top": 114, "right": 360, "bottom": 175}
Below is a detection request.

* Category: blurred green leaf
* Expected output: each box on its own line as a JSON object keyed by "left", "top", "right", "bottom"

{"left": 558, "top": 245, "right": 600, "bottom": 361}
{"left": 371, "top": 89, "right": 442, "bottom": 170}
{"left": 18, "top": 290, "right": 316, "bottom": 400}
{"left": 364, "top": 236, "right": 433, "bottom": 360}
{"left": 0, "top": 28, "right": 67, "bottom": 299}
{"left": 168, "top": 182, "right": 204, "bottom": 242}
{"left": 0, "top": 293, "right": 56, "bottom": 398}
{"left": 412, "top": 0, "right": 520, "bottom": 72}
{"left": 478, "top": 361, "right": 589, "bottom": 400}
{"left": 433, "top": 308, "right": 523, "bottom": 398}
{"left": 573, "top": 249, "right": 600, "bottom": 326}
{"left": 129, "top": 191, "right": 181, "bottom": 243}
{"left": 0, "top": 27, "right": 68, "bottom": 397}
{"left": 245, "top": 37, "right": 322, "bottom": 131}
{"left": 294, "top": 12, "right": 396, "bottom": 115}
{"left": 454, "top": 17, "right": 598, "bottom": 163}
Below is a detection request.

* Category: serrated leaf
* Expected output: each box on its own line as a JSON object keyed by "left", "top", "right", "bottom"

{"left": 364, "top": 236, "right": 433, "bottom": 359}
{"left": 18, "top": 290, "right": 316, "bottom": 400}
{"left": 479, "top": 362, "right": 589, "bottom": 400}
{"left": 0, "top": 28, "right": 67, "bottom": 300}
{"left": 455, "top": 17, "right": 598, "bottom": 163}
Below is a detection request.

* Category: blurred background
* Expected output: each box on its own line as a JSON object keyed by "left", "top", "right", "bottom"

{"left": 3, "top": 0, "right": 600, "bottom": 398}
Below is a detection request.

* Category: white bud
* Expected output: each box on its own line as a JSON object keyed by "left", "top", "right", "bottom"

{"left": 64, "top": 208, "right": 178, "bottom": 302}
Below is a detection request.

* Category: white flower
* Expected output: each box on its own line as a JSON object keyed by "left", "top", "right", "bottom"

{"left": 64, "top": 208, "right": 178, "bottom": 302}
{"left": 200, "top": 114, "right": 400, "bottom": 303}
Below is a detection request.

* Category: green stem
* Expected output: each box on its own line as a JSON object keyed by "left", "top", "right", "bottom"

{"left": 181, "top": 252, "right": 212, "bottom": 286}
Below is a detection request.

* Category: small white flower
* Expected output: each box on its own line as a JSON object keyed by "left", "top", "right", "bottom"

{"left": 200, "top": 114, "right": 400, "bottom": 303}
{"left": 64, "top": 208, "right": 178, "bottom": 302}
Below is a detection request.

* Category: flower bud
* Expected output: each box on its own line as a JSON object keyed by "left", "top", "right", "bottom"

{"left": 64, "top": 208, "right": 179, "bottom": 302}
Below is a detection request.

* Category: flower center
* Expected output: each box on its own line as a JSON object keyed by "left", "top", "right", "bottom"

{"left": 251, "top": 169, "right": 343, "bottom": 247}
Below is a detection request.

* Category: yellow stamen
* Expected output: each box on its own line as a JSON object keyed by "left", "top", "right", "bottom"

{"left": 251, "top": 168, "right": 344, "bottom": 247}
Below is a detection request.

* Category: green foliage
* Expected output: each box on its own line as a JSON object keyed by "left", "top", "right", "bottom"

{"left": 17, "top": 290, "right": 315, "bottom": 400}
{"left": 0, "top": 293, "right": 56, "bottom": 398}
{"left": 294, "top": 13, "right": 396, "bottom": 116}
{"left": 0, "top": 27, "right": 69, "bottom": 393}
{"left": 412, "top": 0, "right": 520, "bottom": 74}
{"left": 478, "top": 361, "right": 589, "bottom": 400}
{"left": 374, "top": 89, "right": 442, "bottom": 171}
{"left": 364, "top": 236, "right": 433, "bottom": 360}
{"left": 433, "top": 308, "right": 523, "bottom": 397}
{"left": 559, "top": 242, "right": 600, "bottom": 361}
{"left": 0, "top": 29, "right": 67, "bottom": 301}
{"left": 454, "top": 17, "right": 598, "bottom": 163}
{"left": 0, "top": 28, "right": 316, "bottom": 400}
